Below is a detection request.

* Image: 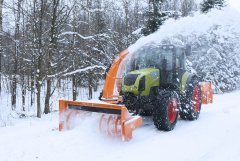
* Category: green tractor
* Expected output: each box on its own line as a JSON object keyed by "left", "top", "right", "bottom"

{"left": 121, "top": 44, "right": 202, "bottom": 131}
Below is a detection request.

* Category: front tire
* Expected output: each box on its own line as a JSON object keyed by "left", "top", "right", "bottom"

{"left": 153, "top": 90, "right": 180, "bottom": 131}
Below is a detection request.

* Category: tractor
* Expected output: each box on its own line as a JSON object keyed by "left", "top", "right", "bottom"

{"left": 120, "top": 44, "right": 202, "bottom": 131}
{"left": 59, "top": 44, "right": 213, "bottom": 141}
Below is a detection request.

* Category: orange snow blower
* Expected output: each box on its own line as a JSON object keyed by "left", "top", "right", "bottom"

{"left": 59, "top": 100, "right": 142, "bottom": 141}
{"left": 59, "top": 45, "right": 213, "bottom": 141}
{"left": 59, "top": 50, "right": 142, "bottom": 141}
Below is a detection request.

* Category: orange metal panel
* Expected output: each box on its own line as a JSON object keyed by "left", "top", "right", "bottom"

{"left": 102, "top": 49, "right": 129, "bottom": 99}
{"left": 201, "top": 82, "right": 213, "bottom": 104}
{"left": 59, "top": 99, "right": 142, "bottom": 141}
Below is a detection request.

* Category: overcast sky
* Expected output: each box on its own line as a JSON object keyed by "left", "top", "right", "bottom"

{"left": 229, "top": 0, "right": 240, "bottom": 11}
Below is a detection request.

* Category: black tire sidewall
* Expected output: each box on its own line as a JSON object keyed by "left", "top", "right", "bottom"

{"left": 153, "top": 90, "right": 180, "bottom": 131}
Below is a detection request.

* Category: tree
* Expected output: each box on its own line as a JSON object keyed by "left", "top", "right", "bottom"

{"left": 0, "top": 0, "right": 3, "bottom": 94}
{"left": 143, "top": 0, "right": 167, "bottom": 36}
{"left": 44, "top": 0, "right": 60, "bottom": 114}
{"left": 11, "top": 0, "right": 22, "bottom": 110}
{"left": 35, "top": 0, "right": 45, "bottom": 118}
{"left": 201, "top": 0, "right": 226, "bottom": 13}
{"left": 181, "top": 0, "right": 196, "bottom": 17}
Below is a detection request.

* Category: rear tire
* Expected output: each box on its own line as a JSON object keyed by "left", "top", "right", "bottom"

{"left": 153, "top": 90, "right": 180, "bottom": 131}
{"left": 180, "top": 79, "right": 202, "bottom": 120}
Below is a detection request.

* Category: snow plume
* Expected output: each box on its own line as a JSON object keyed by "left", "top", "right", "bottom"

{"left": 63, "top": 65, "right": 106, "bottom": 76}
{"left": 129, "top": 7, "right": 240, "bottom": 93}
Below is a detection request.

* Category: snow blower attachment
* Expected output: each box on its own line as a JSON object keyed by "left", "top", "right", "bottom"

{"left": 59, "top": 100, "right": 142, "bottom": 141}
{"left": 59, "top": 49, "right": 142, "bottom": 141}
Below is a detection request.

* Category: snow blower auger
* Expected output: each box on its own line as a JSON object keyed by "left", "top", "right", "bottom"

{"left": 59, "top": 50, "right": 142, "bottom": 141}
{"left": 59, "top": 100, "right": 142, "bottom": 141}
{"left": 59, "top": 45, "right": 213, "bottom": 141}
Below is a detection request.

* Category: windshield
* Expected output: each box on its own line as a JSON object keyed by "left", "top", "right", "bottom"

{"left": 128, "top": 45, "right": 174, "bottom": 72}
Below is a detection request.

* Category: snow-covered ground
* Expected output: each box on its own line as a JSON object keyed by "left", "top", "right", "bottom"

{"left": 0, "top": 78, "right": 103, "bottom": 126}
{"left": 0, "top": 91, "right": 240, "bottom": 161}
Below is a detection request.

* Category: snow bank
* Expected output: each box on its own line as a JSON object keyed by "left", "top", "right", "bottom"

{"left": 129, "top": 7, "right": 240, "bottom": 92}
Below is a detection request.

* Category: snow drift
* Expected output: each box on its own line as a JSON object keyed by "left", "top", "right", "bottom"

{"left": 129, "top": 7, "right": 240, "bottom": 93}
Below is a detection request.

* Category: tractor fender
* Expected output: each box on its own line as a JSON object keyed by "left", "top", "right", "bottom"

{"left": 181, "top": 72, "right": 199, "bottom": 94}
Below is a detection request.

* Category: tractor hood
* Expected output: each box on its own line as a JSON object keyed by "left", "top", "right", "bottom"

{"left": 122, "top": 68, "right": 160, "bottom": 96}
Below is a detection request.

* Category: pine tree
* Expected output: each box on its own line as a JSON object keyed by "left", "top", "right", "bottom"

{"left": 142, "top": 0, "right": 167, "bottom": 36}
{"left": 200, "top": 0, "right": 226, "bottom": 13}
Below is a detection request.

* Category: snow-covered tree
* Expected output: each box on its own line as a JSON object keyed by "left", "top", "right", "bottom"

{"left": 181, "top": 0, "right": 196, "bottom": 16}
{"left": 142, "top": 0, "right": 167, "bottom": 35}
{"left": 200, "top": 0, "right": 226, "bottom": 13}
{"left": 1, "top": 0, "right": 238, "bottom": 119}
{"left": 0, "top": 0, "right": 2, "bottom": 93}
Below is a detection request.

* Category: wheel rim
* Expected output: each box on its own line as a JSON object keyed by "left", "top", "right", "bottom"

{"left": 192, "top": 85, "right": 201, "bottom": 113}
{"left": 167, "top": 97, "right": 178, "bottom": 124}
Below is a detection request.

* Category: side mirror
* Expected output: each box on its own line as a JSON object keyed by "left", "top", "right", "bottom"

{"left": 161, "top": 58, "right": 167, "bottom": 70}
{"left": 185, "top": 45, "right": 192, "bottom": 56}
{"left": 176, "top": 59, "right": 180, "bottom": 68}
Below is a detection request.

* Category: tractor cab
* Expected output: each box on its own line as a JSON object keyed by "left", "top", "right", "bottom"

{"left": 122, "top": 45, "right": 186, "bottom": 97}
{"left": 128, "top": 45, "right": 186, "bottom": 72}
